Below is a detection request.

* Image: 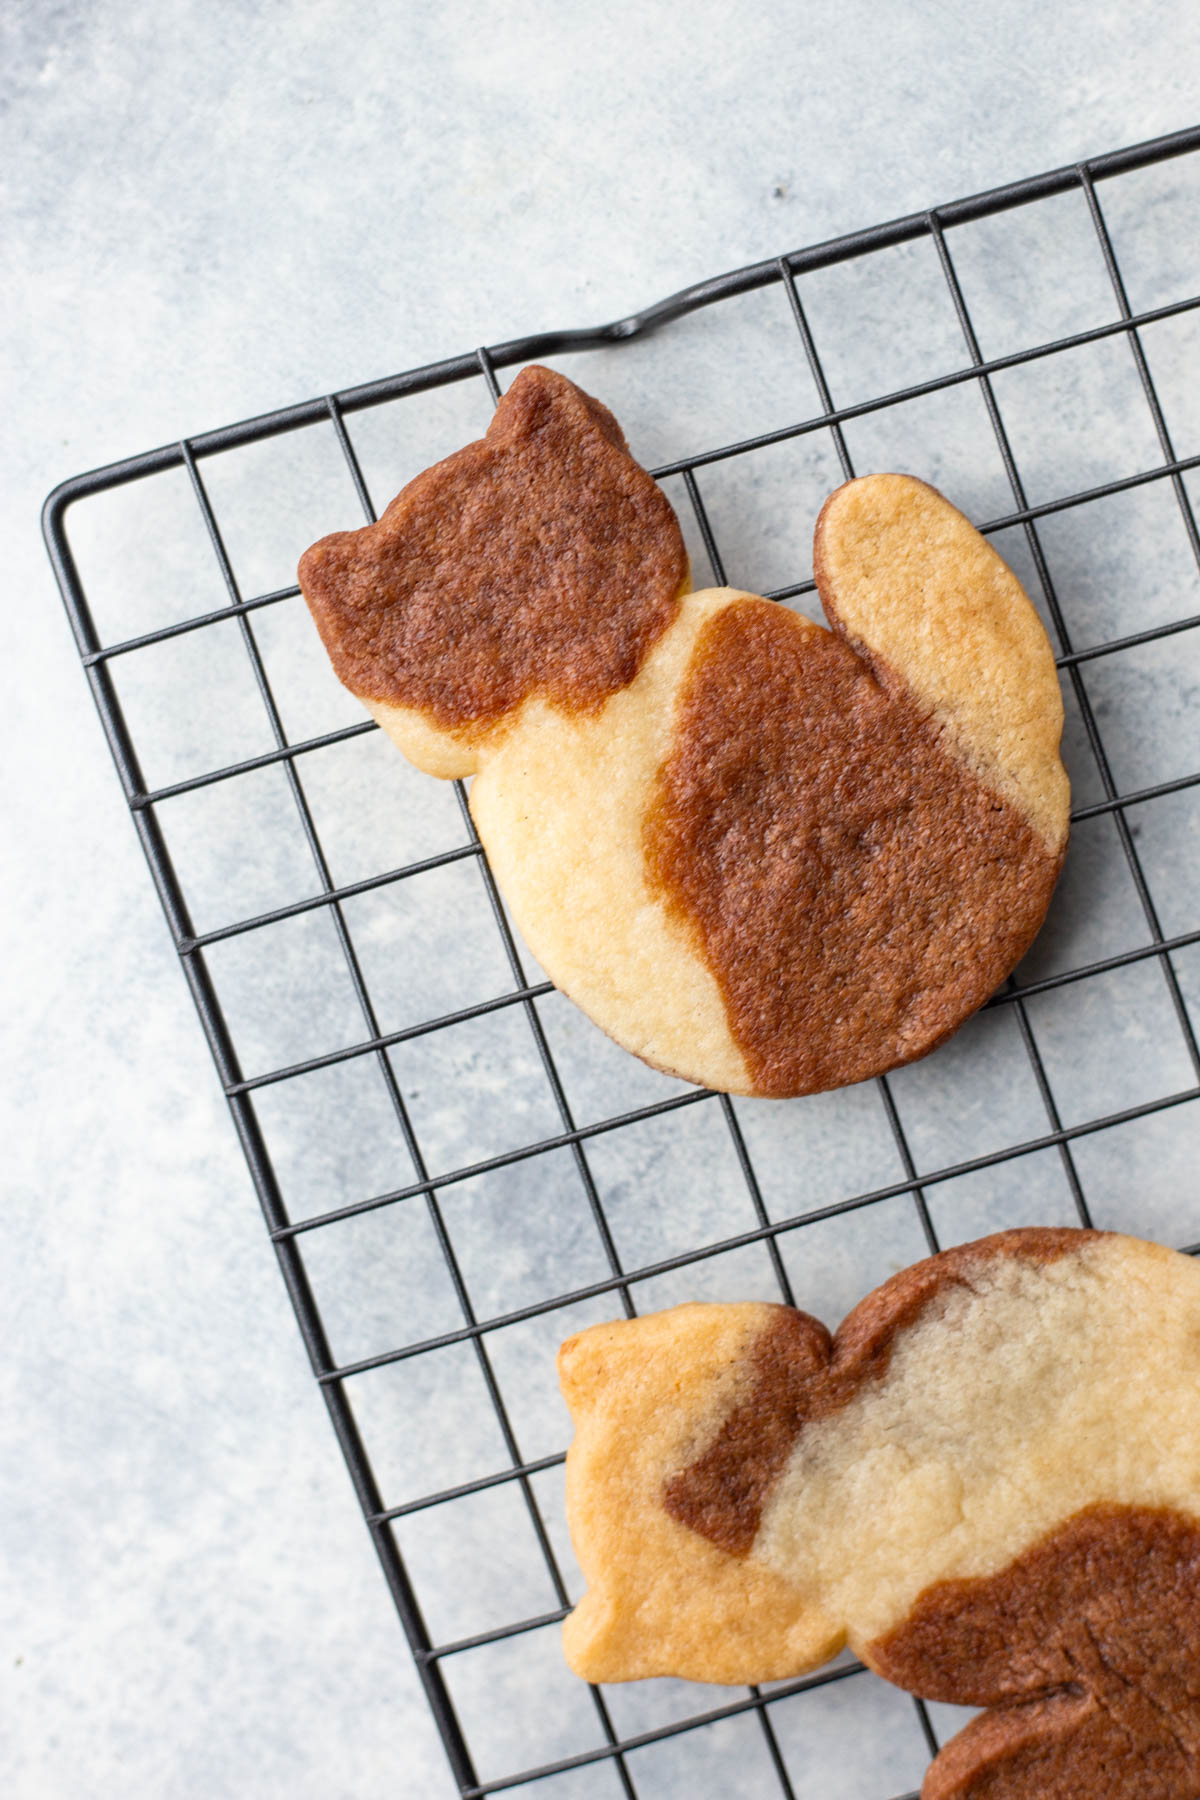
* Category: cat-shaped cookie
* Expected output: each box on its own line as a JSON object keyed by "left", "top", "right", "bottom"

{"left": 558, "top": 1229, "right": 1200, "bottom": 1799}
{"left": 299, "top": 367, "right": 1068, "bottom": 1097}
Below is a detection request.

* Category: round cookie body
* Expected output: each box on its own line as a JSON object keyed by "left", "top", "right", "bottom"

{"left": 642, "top": 593, "right": 1063, "bottom": 1095}
{"left": 470, "top": 580, "right": 1064, "bottom": 1097}
{"left": 468, "top": 590, "right": 755, "bottom": 1094}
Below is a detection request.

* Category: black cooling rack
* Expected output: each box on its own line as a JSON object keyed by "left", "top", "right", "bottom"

{"left": 44, "top": 125, "right": 1200, "bottom": 1798}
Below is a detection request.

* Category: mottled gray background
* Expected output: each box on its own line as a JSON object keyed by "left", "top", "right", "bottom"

{"left": 4, "top": 3, "right": 1200, "bottom": 1797}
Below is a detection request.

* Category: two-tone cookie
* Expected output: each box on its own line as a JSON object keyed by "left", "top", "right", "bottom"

{"left": 299, "top": 366, "right": 1069, "bottom": 1097}
{"left": 558, "top": 1228, "right": 1200, "bottom": 1799}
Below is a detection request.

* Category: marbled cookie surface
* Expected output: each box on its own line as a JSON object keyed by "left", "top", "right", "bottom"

{"left": 558, "top": 1228, "right": 1200, "bottom": 1799}
{"left": 299, "top": 366, "right": 1069, "bottom": 1097}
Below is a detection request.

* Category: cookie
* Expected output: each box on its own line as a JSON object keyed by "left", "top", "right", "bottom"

{"left": 299, "top": 366, "right": 1069, "bottom": 1097}
{"left": 558, "top": 1228, "right": 1200, "bottom": 1798}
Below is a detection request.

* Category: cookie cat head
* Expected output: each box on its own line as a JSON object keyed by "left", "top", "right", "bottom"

{"left": 299, "top": 365, "right": 690, "bottom": 777}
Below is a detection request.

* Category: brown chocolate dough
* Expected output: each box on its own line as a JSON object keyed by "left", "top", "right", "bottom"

{"left": 298, "top": 365, "right": 687, "bottom": 730}
{"left": 645, "top": 601, "right": 1061, "bottom": 1096}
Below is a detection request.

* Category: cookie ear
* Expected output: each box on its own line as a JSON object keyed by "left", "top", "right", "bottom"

{"left": 558, "top": 1306, "right": 843, "bottom": 1684}
{"left": 814, "top": 475, "right": 1068, "bottom": 854}
{"left": 297, "top": 365, "right": 690, "bottom": 780}
{"left": 918, "top": 1694, "right": 1099, "bottom": 1800}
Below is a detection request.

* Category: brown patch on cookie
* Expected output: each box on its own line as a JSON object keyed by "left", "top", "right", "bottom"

{"left": 644, "top": 599, "right": 1062, "bottom": 1096}
{"left": 664, "top": 1229, "right": 1098, "bottom": 1555}
{"left": 663, "top": 1308, "right": 833, "bottom": 1555}
{"left": 297, "top": 365, "right": 687, "bottom": 731}
{"left": 866, "top": 1504, "right": 1200, "bottom": 1799}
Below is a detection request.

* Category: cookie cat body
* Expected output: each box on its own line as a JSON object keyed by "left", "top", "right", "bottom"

{"left": 299, "top": 367, "right": 1068, "bottom": 1097}
{"left": 558, "top": 1229, "right": 1200, "bottom": 1799}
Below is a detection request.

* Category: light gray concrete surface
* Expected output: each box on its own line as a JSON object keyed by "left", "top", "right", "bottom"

{"left": 4, "top": 3, "right": 1200, "bottom": 1796}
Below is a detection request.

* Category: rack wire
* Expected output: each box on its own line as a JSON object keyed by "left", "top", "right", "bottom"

{"left": 44, "top": 124, "right": 1200, "bottom": 1798}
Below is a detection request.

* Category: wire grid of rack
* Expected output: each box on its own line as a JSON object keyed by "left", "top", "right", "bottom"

{"left": 44, "top": 124, "right": 1200, "bottom": 1798}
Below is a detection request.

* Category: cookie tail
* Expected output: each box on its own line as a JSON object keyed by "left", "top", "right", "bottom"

{"left": 918, "top": 1693, "right": 1161, "bottom": 1800}
{"left": 813, "top": 473, "right": 1069, "bottom": 858}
